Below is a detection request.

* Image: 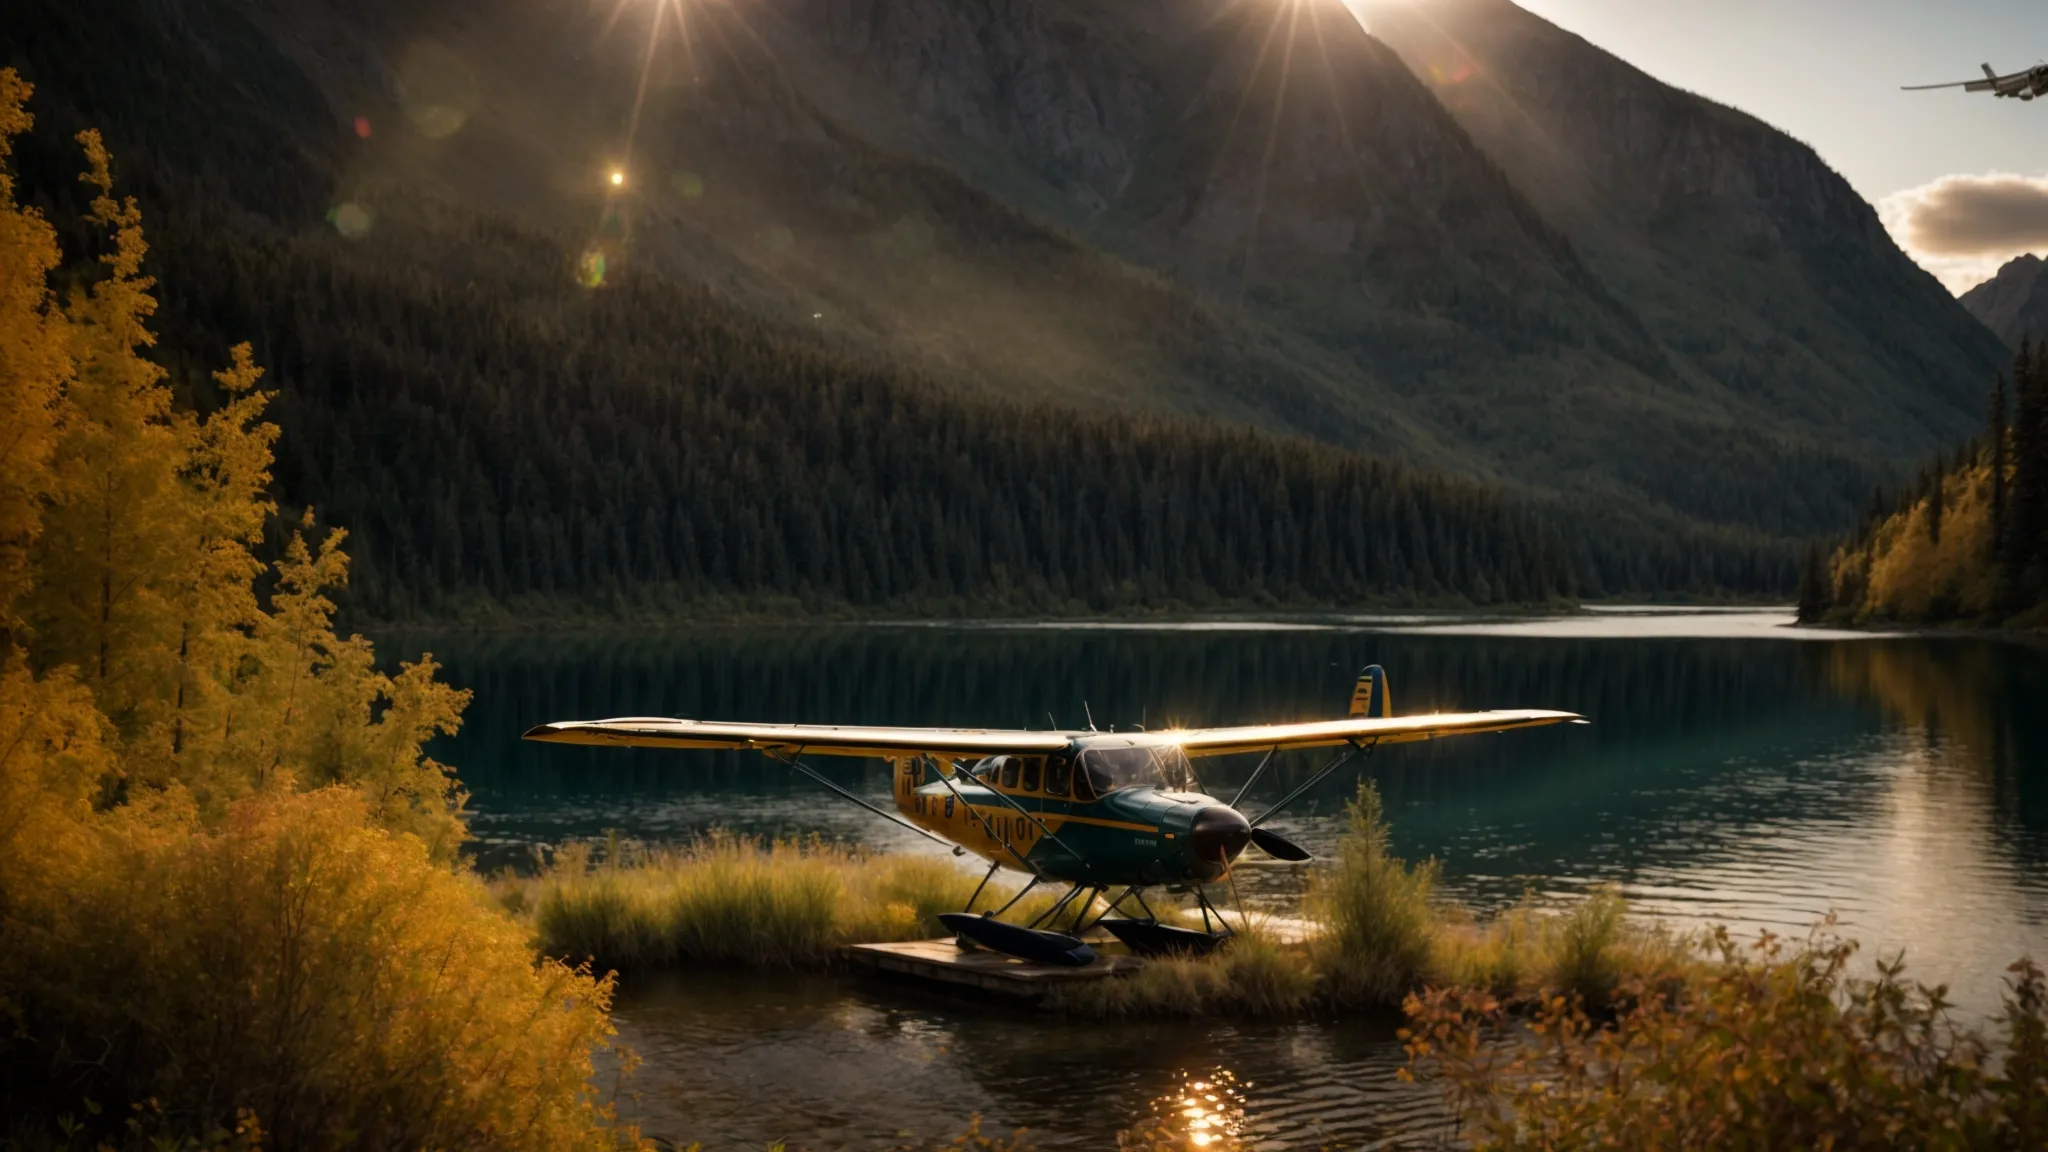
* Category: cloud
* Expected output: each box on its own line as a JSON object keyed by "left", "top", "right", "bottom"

{"left": 1881, "top": 172, "right": 2048, "bottom": 294}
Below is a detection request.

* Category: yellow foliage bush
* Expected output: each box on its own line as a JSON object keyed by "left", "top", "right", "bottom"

{"left": 11, "top": 789, "right": 631, "bottom": 1150}
{"left": 1404, "top": 930, "right": 2048, "bottom": 1150}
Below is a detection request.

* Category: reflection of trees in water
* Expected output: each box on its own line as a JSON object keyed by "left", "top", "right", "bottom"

{"left": 1825, "top": 639, "right": 2048, "bottom": 856}
{"left": 399, "top": 626, "right": 1843, "bottom": 795}
{"left": 395, "top": 628, "right": 2048, "bottom": 878}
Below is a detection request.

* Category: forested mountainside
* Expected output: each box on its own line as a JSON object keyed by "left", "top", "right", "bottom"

{"left": 1806, "top": 346, "right": 2048, "bottom": 628}
{"left": 157, "top": 211, "right": 1595, "bottom": 618}
{"left": 0, "top": 0, "right": 1958, "bottom": 615}
{"left": 758, "top": 0, "right": 2004, "bottom": 534}
{"left": 1962, "top": 256, "right": 2048, "bottom": 351}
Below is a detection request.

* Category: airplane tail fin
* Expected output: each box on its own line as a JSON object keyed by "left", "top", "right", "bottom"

{"left": 1348, "top": 665, "right": 1391, "bottom": 719}
{"left": 1986, "top": 63, "right": 2001, "bottom": 83}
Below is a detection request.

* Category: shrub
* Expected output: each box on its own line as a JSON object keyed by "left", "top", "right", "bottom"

{"left": 4, "top": 789, "right": 637, "bottom": 1151}
{"left": 1403, "top": 927, "right": 2048, "bottom": 1150}
{"left": 1306, "top": 781, "right": 1440, "bottom": 1008}
{"left": 1546, "top": 883, "right": 1633, "bottom": 1007}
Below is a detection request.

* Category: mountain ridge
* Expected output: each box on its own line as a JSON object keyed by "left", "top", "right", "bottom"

{"left": 0, "top": 0, "right": 2004, "bottom": 610}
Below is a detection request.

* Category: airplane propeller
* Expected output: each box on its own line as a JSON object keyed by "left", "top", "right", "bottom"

{"left": 1249, "top": 826, "right": 1312, "bottom": 862}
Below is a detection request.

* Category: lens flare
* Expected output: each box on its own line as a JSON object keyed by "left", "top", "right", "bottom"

{"left": 610, "top": 170, "right": 625, "bottom": 186}
{"left": 397, "top": 38, "right": 480, "bottom": 139}
{"left": 328, "top": 202, "right": 374, "bottom": 239}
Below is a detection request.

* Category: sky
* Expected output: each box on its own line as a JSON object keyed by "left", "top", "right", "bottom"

{"left": 1503, "top": 0, "right": 2048, "bottom": 293}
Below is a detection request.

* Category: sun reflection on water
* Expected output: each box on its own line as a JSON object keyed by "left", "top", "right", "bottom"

{"left": 1137, "top": 1069, "right": 1249, "bottom": 1150}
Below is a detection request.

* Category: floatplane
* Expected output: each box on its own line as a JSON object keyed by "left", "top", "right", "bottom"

{"left": 525, "top": 666, "right": 1584, "bottom": 966}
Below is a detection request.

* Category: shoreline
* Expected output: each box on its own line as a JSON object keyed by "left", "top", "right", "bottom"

{"left": 1797, "top": 616, "right": 2048, "bottom": 645}
{"left": 362, "top": 599, "right": 1801, "bottom": 638}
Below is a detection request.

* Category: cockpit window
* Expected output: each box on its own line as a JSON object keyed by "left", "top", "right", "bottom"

{"left": 1000, "top": 758, "right": 1022, "bottom": 790}
{"left": 1044, "top": 756, "right": 1072, "bottom": 798}
{"left": 1076, "top": 745, "right": 1198, "bottom": 795}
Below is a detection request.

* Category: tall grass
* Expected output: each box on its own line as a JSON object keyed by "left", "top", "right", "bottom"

{"left": 1050, "top": 932, "right": 1316, "bottom": 1019}
{"left": 527, "top": 834, "right": 1046, "bottom": 970}
{"left": 1431, "top": 885, "right": 1684, "bottom": 1009}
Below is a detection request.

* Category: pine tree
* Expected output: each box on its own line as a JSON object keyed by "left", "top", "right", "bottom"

{"left": 0, "top": 70, "right": 70, "bottom": 646}
{"left": 1989, "top": 371, "right": 2009, "bottom": 569}
{"left": 1927, "top": 468, "right": 1944, "bottom": 545}
{"left": 1796, "top": 542, "right": 1831, "bottom": 624}
{"left": 2011, "top": 340, "right": 2048, "bottom": 605}
{"left": 26, "top": 129, "right": 188, "bottom": 734}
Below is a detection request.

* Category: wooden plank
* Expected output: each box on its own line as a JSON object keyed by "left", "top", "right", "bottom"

{"left": 841, "top": 939, "right": 1143, "bottom": 1000}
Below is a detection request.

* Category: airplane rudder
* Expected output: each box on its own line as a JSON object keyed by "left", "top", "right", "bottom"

{"left": 1348, "top": 664, "right": 1392, "bottom": 719}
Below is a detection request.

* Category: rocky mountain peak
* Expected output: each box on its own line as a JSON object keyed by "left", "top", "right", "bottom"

{"left": 1960, "top": 254, "right": 2048, "bottom": 350}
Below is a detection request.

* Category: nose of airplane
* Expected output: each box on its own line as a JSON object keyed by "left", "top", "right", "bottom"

{"left": 1189, "top": 805, "right": 1253, "bottom": 868}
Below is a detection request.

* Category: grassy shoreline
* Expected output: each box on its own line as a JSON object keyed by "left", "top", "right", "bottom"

{"left": 510, "top": 786, "right": 1683, "bottom": 1021}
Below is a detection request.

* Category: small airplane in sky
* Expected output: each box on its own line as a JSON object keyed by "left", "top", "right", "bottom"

{"left": 525, "top": 665, "right": 1585, "bottom": 966}
{"left": 1904, "top": 63, "right": 2048, "bottom": 101}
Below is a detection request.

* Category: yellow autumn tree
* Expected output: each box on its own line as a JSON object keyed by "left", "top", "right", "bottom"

{"left": 1828, "top": 461, "right": 1999, "bottom": 622}
{"left": 0, "top": 70, "right": 637, "bottom": 1148}
{"left": 0, "top": 68, "right": 108, "bottom": 988}
{"left": 0, "top": 68, "right": 69, "bottom": 635}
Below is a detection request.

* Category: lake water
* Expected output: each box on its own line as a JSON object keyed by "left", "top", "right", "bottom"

{"left": 389, "top": 610, "right": 2048, "bottom": 1150}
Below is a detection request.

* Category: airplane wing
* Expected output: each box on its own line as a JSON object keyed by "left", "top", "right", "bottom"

{"left": 1161, "top": 709, "right": 1584, "bottom": 757}
{"left": 522, "top": 717, "right": 1078, "bottom": 759}
{"left": 1904, "top": 64, "right": 2020, "bottom": 93}
{"left": 524, "top": 709, "right": 1585, "bottom": 760}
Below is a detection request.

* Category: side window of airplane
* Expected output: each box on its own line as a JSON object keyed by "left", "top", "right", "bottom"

{"left": 1069, "top": 758, "right": 1096, "bottom": 802}
{"left": 1000, "top": 757, "right": 1022, "bottom": 791}
{"left": 972, "top": 756, "right": 1004, "bottom": 783}
{"left": 1020, "top": 757, "right": 1042, "bottom": 793}
{"left": 1044, "top": 756, "right": 1071, "bottom": 798}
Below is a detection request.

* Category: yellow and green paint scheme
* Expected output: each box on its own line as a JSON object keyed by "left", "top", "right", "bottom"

{"left": 890, "top": 742, "right": 1255, "bottom": 887}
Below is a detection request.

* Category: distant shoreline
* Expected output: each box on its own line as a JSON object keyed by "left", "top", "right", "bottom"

{"left": 362, "top": 603, "right": 1828, "bottom": 644}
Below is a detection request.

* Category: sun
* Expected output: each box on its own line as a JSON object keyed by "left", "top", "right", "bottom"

{"left": 609, "top": 169, "right": 625, "bottom": 186}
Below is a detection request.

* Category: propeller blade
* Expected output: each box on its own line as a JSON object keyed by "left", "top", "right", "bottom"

{"left": 1250, "top": 827, "right": 1313, "bottom": 862}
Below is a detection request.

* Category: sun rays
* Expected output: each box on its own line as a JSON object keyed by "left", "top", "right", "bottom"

{"left": 1195, "top": 0, "right": 1379, "bottom": 302}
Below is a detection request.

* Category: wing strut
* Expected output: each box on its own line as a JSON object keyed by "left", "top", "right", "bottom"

{"left": 927, "top": 760, "right": 1042, "bottom": 875}
{"left": 1249, "top": 738, "right": 1380, "bottom": 828}
{"left": 948, "top": 757, "right": 1097, "bottom": 881}
{"left": 771, "top": 748, "right": 965, "bottom": 855}
{"left": 1229, "top": 746, "right": 1282, "bottom": 808}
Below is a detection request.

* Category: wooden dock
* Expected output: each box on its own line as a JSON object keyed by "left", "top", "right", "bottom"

{"left": 841, "top": 937, "right": 1143, "bottom": 1000}
{"left": 842, "top": 915, "right": 1322, "bottom": 1002}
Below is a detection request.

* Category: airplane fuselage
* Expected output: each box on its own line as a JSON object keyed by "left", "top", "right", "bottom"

{"left": 891, "top": 752, "right": 1254, "bottom": 887}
